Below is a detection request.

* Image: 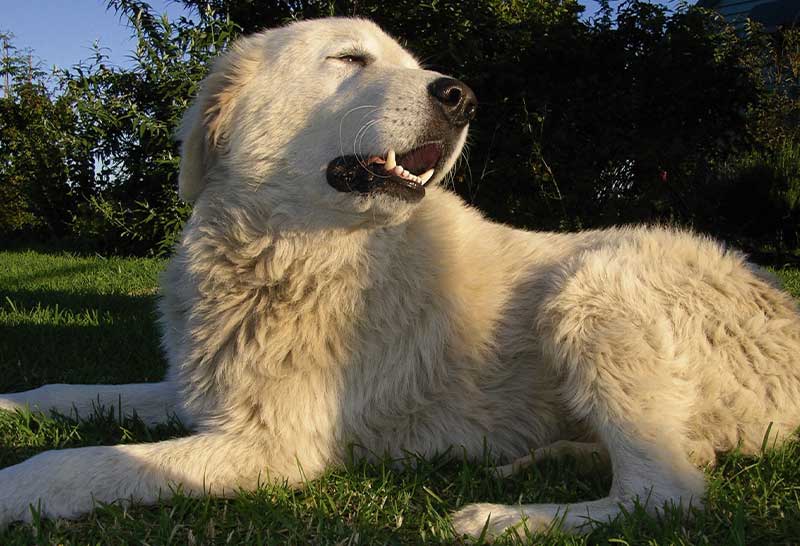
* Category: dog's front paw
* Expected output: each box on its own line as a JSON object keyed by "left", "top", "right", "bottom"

{"left": 452, "top": 503, "right": 499, "bottom": 539}
{"left": 0, "top": 464, "right": 38, "bottom": 529}
{"left": 451, "top": 502, "right": 554, "bottom": 541}
{"left": 0, "top": 393, "right": 24, "bottom": 413}
{"left": 0, "top": 449, "right": 96, "bottom": 528}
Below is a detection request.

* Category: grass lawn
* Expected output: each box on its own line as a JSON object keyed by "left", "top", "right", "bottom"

{"left": 1, "top": 249, "right": 799, "bottom": 545}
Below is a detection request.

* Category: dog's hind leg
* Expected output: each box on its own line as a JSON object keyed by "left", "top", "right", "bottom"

{"left": 0, "top": 382, "right": 187, "bottom": 427}
{"left": 455, "top": 280, "right": 707, "bottom": 539}
{"left": 494, "top": 441, "right": 610, "bottom": 478}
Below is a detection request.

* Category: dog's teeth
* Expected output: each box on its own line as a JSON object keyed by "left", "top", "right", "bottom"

{"left": 386, "top": 149, "right": 396, "bottom": 170}
{"left": 393, "top": 165, "right": 404, "bottom": 176}
{"left": 419, "top": 169, "right": 434, "bottom": 185}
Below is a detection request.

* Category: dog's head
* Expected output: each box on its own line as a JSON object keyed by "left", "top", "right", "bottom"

{"left": 178, "top": 18, "right": 476, "bottom": 227}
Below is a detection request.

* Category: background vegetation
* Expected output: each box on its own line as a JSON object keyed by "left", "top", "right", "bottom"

{"left": 1, "top": 0, "right": 798, "bottom": 257}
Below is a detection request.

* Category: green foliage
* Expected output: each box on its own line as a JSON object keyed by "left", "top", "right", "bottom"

{"left": 0, "top": 35, "right": 93, "bottom": 236}
{"left": 57, "top": 1, "right": 236, "bottom": 255}
{"left": 703, "top": 140, "right": 800, "bottom": 249}
{"left": 1, "top": 4, "right": 234, "bottom": 255}
{"left": 685, "top": 22, "right": 800, "bottom": 252}
{"left": 1, "top": 1, "right": 799, "bottom": 255}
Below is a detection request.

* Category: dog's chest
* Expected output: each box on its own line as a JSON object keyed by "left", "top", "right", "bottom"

{"left": 164, "top": 229, "right": 559, "bottom": 458}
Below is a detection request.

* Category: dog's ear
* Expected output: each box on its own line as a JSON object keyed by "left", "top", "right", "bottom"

{"left": 177, "top": 100, "right": 209, "bottom": 204}
{"left": 177, "top": 37, "right": 261, "bottom": 203}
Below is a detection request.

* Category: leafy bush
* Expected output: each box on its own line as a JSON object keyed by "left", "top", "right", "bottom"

{"left": 1, "top": 0, "right": 798, "bottom": 255}
{"left": 56, "top": 0, "right": 237, "bottom": 255}
{"left": 0, "top": 40, "right": 93, "bottom": 236}
{"left": 702, "top": 141, "right": 800, "bottom": 250}
{"left": 1, "top": 2, "right": 235, "bottom": 255}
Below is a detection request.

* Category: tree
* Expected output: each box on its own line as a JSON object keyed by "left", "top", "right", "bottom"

{"left": 3, "top": 0, "right": 798, "bottom": 254}
{"left": 59, "top": 1, "right": 237, "bottom": 254}
{"left": 0, "top": 33, "right": 90, "bottom": 236}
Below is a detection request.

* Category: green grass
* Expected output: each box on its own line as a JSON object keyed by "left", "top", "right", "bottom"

{"left": 1, "top": 249, "right": 799, "bottom": 545}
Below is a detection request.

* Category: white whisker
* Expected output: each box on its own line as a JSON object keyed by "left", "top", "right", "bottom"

{"left": 353, "top": 119, "right": 378, "bottom": 162}
{"left": 353, "top": 119, "right": 390, "bottom": 179}
{"left": 339, "top": 105, "right": 377, "bottom": 160}
{"left": 461, "top": 146, "right": 474, "bottom": 198}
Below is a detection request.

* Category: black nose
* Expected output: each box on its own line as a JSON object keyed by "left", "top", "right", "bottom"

{"left": 428, "top": 77, "right": 477, "bottom": 127}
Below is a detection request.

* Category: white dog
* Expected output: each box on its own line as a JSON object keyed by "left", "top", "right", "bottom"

{"left": 2, "top": 18, "right": 799, "bottom": 540}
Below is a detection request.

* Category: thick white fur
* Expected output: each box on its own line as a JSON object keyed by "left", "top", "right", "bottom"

{"left": 2, "top": 18, "right": 800, "bottom": 539}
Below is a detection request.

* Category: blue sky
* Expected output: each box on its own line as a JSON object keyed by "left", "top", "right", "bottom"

{"left": 2, "top": 0, "right": 192, "bottom": 72}
{"left": 1, "top": 0, "right": 679, "bottom": 73}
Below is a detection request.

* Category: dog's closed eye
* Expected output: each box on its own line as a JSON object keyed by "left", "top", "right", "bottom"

{"left": 328, "top": 53, "right": 372, "bottom": 67}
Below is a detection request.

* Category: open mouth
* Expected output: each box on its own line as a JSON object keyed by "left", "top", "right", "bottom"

{"left": 326, "top": 143, "right": 443, "bottom": 202}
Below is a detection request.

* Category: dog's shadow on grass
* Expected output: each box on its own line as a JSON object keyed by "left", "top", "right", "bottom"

{"left": 0, "top": 406, "right": 190, "bottom": 466}
{"left": 0, "top": 287, "right": 167, "bottom": 392}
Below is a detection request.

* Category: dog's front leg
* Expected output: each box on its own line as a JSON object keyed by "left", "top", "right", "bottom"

{"left": 0, "top": 432, "right": 301, "bottom": 527}
{"left": 0, "top": 381, "right": 186, "bottom": 427}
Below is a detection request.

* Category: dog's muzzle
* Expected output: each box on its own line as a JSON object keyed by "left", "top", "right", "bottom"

{"left": 326, "top": 77, "right": 476, "bottom": 202}
{"left": 326, "top": 143, "right": 443, "bottom": 203}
